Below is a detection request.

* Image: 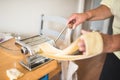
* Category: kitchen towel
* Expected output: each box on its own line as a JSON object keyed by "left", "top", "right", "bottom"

{"left": 61, "top": 61, "right": 78, "bottom": 80}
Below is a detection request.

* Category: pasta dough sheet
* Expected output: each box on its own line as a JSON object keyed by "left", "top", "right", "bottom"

{"left": 39, "top": 32, "right": 103, "bottom": 61}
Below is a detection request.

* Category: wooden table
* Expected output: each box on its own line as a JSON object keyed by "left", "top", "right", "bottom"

{"left": 0, "top": 39, "right": 60, "bottom": 80}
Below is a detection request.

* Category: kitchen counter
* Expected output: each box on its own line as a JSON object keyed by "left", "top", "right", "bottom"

{"left": 0, "top": 39, "right": 61, "bottom": 80}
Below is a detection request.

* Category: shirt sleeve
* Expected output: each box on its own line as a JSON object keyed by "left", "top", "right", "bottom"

{"left": 100, "top": 0, "right": 113, "bottom": 8}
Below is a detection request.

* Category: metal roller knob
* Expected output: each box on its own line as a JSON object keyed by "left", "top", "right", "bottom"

{"left": 21, "top": 47, "right": 29, "bottom": 55}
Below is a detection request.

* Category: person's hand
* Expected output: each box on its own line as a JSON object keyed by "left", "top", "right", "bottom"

{"left": 78, "top": 30, "right": 113, "bottom": 54}
{"left": 67, "top": 13, "right": 89, "bottom": 29}
{"left": 78, "top": 30, "right": 90, "bottom": 54}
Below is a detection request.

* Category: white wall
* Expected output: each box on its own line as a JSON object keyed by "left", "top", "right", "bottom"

{"left": 0, "top": 0, "right": 78, "bottom": 35}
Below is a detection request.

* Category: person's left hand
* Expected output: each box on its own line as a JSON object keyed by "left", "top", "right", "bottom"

{"left": 78, "top": 30, "right": 91, "bottom": 54}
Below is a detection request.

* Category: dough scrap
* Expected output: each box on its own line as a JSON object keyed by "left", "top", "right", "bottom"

{"left": 6, "top": 68, "right": 24, "bottom": 80}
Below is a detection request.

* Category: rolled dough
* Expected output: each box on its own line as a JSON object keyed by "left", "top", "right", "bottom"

{"left": 39, "top": 32, "right": 103, "bottom": 61}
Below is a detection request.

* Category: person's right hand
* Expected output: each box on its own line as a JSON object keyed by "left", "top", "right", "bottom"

{"left": 67, "top": 13, "right": 89, "bottom": 29}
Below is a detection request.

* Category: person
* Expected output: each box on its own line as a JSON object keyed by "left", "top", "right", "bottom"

{"left": 67, "top": 0, "right": 120, "bottom": 80}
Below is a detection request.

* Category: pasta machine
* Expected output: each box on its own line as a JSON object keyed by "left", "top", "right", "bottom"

{"left": 15, "top": 35, "right": 55, "bottom": 71}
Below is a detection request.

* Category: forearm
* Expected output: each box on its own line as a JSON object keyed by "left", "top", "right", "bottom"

{"left": 85, "top": 5, "right": 113, "bottom": 21}
{"left": 102, "top": 34, "right": 120, "bottom": 53}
